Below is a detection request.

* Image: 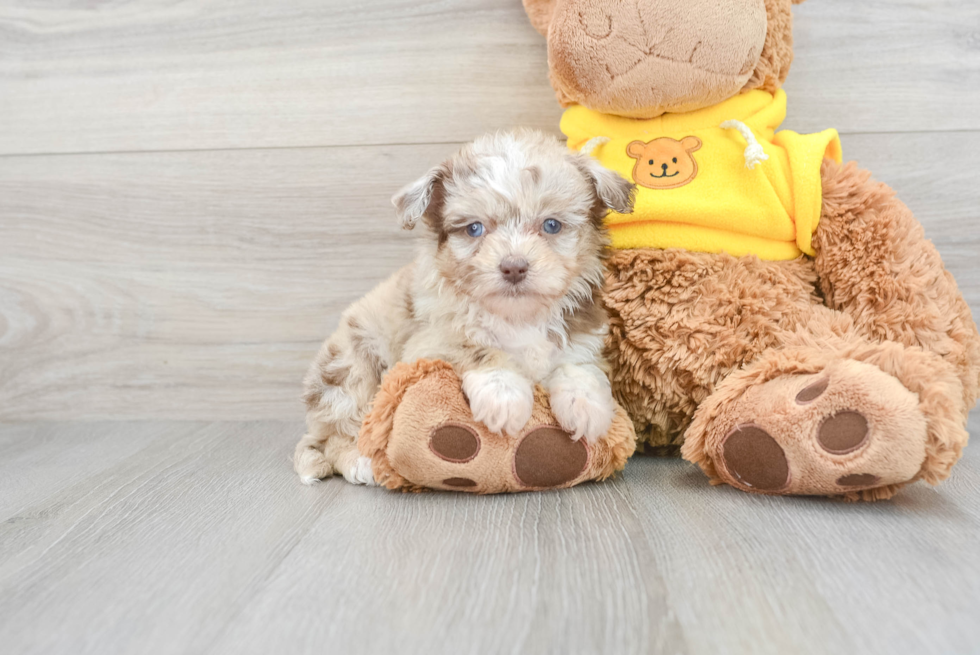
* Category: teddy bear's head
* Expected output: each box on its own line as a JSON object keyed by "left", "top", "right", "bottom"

{"left": 523, "top": 0, "right": 806, "bottom": 119}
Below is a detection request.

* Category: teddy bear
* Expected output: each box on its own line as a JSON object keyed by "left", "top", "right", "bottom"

{"left": 520, "top": 0, "right": 980, "bottom": 499}
{"left": 359, "top": 0, "right": 978, "bottom": 499}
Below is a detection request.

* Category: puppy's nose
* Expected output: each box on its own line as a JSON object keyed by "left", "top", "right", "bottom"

{"left": 499, "top": 257, "right": 529, "bottom": 284}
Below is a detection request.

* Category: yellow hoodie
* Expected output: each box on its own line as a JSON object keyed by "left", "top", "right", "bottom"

{"left": 562, "top": 90, "right": 842, "bottom": 260}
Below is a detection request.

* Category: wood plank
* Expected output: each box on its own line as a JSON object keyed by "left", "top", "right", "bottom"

{"left": 623, "top": 410, "right": 980, "bottom": 655}
{"left": 1, "top": 133, "right": 978, "bottom": 421}
{"left": 0, "top": 422, "right": 176, "bottom": 520}
{"left": 0, "top": 144, "right": 449, "bottom": 421}
{"left": 0, "top": 0, "right": 560, "bottom": 155}
{"left": 0, "top": 421, "right": 684, "bottom": 655}
{"left": 208, "top": 469, "right": 684, "bottom": 655}
{"left": 0, "top": 417, "right": 977, "bottom": 654}
{"left": 0, "top": 421, "right": 336, "bottom": 655}
{"left": 784, "top": 0, "right": 980, "bottom": 135}
{"left": 1, "top": 0, "right": 978, "bottom": 155}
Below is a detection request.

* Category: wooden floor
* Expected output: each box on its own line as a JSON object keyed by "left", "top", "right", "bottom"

{"left": 1, "top": 0, "right": 979, "bottom": 653}
{"left": 1, "top": 418, "right": 979, "bottom": 655}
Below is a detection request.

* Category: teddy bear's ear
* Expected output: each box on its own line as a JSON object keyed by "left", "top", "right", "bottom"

{"left": 626, "top": 140, "right": 647, "bottom": 160}
{"left": 681, "top": 136, "right": 703, "bottom": 153}
{"left": 573, "top": 154, "right": 636, "bottom": 215}
{"left": 391, "top": 164, "right": 447, "bottom": 230}
{"left": 522, "top": 0, "right": 558, "bottom": 37}
{"left": 743, "top": 0, "right": 797, "bottom": 94}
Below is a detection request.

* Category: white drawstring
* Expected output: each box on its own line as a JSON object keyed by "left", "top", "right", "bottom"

{"left": 721, "top": 119, "right": 769, "bottom": 169}
{"left": 579, "top": 136, "right": 610, "bottom": 157}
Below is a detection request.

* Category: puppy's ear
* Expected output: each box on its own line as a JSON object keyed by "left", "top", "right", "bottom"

{"left": 392, "top": 164, "right": 447, "bottom": 230}
{"left": 574, "top": 154, "right": 636, "bottom": 215}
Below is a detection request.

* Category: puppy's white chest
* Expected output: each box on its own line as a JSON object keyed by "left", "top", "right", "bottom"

{"left": 497, "top": 327, "right": 558, "bottom": 381}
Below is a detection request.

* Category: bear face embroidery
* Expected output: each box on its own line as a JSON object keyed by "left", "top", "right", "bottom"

{"left": 626, "top": 136, "right": 703, "bottom": 190}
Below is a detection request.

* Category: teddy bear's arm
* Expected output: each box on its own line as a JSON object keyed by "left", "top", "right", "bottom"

{"left": 812, "top": 158, "right": 980, "bottom": 410}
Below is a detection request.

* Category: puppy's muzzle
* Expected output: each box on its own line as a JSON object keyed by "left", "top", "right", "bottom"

{"left": 499, "top": 257, "right": 529, "bottom": 284}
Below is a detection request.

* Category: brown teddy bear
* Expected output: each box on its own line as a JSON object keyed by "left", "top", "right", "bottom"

{"left": 523, "top": 0, "right": 980, "bottom": 499}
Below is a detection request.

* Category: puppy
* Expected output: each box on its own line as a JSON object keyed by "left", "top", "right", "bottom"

{"left": 294, "top": 130, "right": 635, "bottom": 485}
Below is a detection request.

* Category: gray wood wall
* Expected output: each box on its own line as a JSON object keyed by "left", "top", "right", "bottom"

{"left": 1, "top": 0, "right": 978, "bottom": 421}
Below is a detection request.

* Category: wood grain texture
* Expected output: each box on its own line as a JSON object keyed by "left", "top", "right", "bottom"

{"left": 1, "top": 132, "right": 977, "bottom": 421}
{"left": 784, "top": 0, "right": 980, "bottom": 135}
{"left": 0, "top": 0, "right": 560, "bottom": 155}
{"left": 2, "top": 2, "right": 979, "bottom": 654}
{"left": 1, "top": 0, "right": 978, "bottom": 155}
{"left": 0, "top": 417, "right": 978, "bottom": 655}
{"left": 1, "top": 133, "right": 978, "bottom": 421}
{"left": 0, "top": 144, "right": 444, "bottom": 420}
{"left": 0, "top": 422, "right": 335, "bottom": 655}
{"left": 626, "top": 426, "right": 980, "bottom": 655}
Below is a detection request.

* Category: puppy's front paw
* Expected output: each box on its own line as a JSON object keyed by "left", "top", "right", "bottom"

{"left": 548, "top": 367, "right": 616, "bottom": 444}
{"left": 462, "top": 368, "right": 534, "bottom": 436}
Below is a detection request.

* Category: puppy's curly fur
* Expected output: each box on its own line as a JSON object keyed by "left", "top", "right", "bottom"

{"left": 294, "top": 130, "right": 635, "bottom": 485}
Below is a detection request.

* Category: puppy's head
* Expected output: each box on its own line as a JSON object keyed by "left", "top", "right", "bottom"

{"left": 392, "top": 130, "right": 634, "bottom": 321}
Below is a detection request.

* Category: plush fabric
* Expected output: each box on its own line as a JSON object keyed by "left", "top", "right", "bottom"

{"left": 680, "top": 337, "right": 965, "bottom": 501}
{"left": 359, "top": 360, "right": 636, "bottom": 493}
{"left": 603, "top": 159, "right": 978, "bottom": 499}
{"left": 367, "top": 0, "right": 980, "bottom": 500}
{"left": 523, "top": 0, "right": 795, "bottom": 119}
{"left": 523, "top": 0, "right": 980, "bottom": 499}
{"left": 740, "top": 0, "right": 797, "bottom": 96}
{"left": 562, "top": 90, "right": 841, "bottom": 259}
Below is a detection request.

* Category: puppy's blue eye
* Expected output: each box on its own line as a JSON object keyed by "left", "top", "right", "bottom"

{"left": 543, "top": 218, "right": 562, "bottom": 234}
{"left": 466, "top": 222, "right": 484, "bottom": 237}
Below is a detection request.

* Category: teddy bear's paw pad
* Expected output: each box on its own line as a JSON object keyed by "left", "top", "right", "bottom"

{"left": 712, "top": 360, "right": 928, "bottom": 496}
{"left": 721, "top": 425, "right": 790, "bottom": 492}
{"left": 817, "top": 411, "right": 869, "bottom": 454}
{"left": 795, "top": 377, "right": 829, "bottom": 404}
{"left": 442, "top": 476, "right": 479, "bottom": 488}
{"left": 514, "top": 427, "right": 589, "bottom": 488}
{"left": 836, "top": 473, "right": 880, "bottom": 487}
{"left": 429, "top": 424, "right": 480, "bottom": 463}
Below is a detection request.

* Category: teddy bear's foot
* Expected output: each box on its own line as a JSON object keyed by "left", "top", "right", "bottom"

{"left": 421, "top": 422, "right": 593, "bottom": 492}
{"left": 714, "top": 360, "right": 927, "bottom": 497}
{"left": 358, "top": 360, "right": 636, "bottom": 493}
{"left": 683, "top": 342, "right": 969, "bottom": 500}
{"left": 384, "top": 387, "right": 598, "bottom": 493}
